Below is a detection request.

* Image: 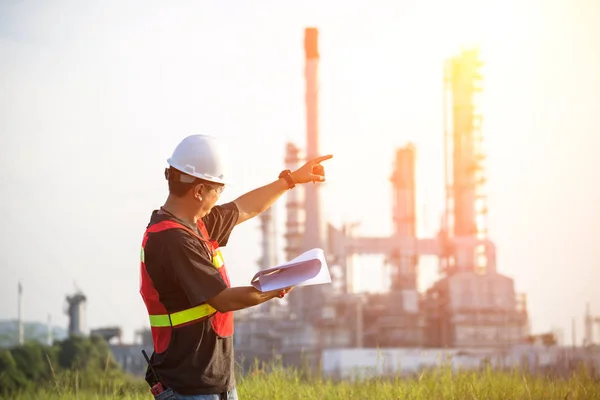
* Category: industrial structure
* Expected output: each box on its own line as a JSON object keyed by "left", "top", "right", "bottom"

{"left": 41, "top": 27, "right": 598, "bottom": 379}
{"left": 233, "top": 27, "right": 531, "bottom": 370}
{"left": 257, "top": 207, "right": 278, "bottom": 314}
{"left": 65, "top": 290, "right": 87, "bottom": 337}
{"left": 584, "top": 303, "right": 600, "bottom": 347}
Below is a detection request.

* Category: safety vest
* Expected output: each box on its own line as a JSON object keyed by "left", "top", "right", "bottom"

{"left": 139, "top": 219, "right": 233, "bottom": 354}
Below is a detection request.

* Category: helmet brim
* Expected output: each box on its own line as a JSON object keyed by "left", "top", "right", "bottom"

{"left": 167, "top": 160, "right": 231, "bottom": 185}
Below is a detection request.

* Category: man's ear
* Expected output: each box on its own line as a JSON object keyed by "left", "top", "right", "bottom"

{"left": 194, "top": 183, "right": 205, "bottom": 200}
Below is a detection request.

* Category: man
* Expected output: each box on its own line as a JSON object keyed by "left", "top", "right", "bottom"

{"left": 139, "top": 134, "right": 332, "bottom": 400}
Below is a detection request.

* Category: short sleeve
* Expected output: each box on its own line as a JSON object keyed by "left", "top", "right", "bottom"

{"left": 161, "top": 232, "right": 228, "bottom": 307}
{"left": 202, "top": 202, "right": 239, "bottom": 246}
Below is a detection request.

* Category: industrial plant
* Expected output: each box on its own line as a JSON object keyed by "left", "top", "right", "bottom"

{"left": 6, "top": 27, "right": 599, "bottom": 378}
{"left": 231, "top": 28, "right": 598, "bottom": 376}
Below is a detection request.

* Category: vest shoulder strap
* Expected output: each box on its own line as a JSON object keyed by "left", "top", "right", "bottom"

{"left": 197, "top": 219, "right": 211, "bottom": 241}
{"left": 146, "top": 219, "right": 208, "bottom": 245}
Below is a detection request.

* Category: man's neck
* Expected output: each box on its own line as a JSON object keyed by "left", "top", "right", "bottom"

{"left": 161, "top": 196, "right": 198, "bottom": 228}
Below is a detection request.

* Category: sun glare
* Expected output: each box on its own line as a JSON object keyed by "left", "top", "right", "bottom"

{"left": 324, "top": 0, "right": 520, "bottom": 294}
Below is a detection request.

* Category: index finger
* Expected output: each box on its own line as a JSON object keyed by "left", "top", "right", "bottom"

{"left": 311, "top": 154, "right": 333, "bottom": 164}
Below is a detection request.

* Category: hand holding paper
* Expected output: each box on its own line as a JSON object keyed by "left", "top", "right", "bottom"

{"left": 250, "top": 248, "right": 331, "bottom": 292}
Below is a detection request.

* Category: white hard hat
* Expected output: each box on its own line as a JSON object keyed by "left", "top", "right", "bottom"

{"left": 167, "top": 134, "right": 229, "bottom": 185}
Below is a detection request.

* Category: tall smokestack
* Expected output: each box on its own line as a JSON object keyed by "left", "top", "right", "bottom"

{"left": 47, "top": 314, "right": 53, "bottom": 346}
{"left": 258, "top": 207, "right": 278, "bottom": 314}
{"left": 17, "top": 282, "right": 24, "bottom": 345}
{"left": 302, "top": 27, "right": 323, "bottom": 252}
{"left": 259, "top": 207, "right": 277, "bottom": 271}
{"left": 284, "top": 142, "right": 306, "bottom": 317}
{"left": 390, "top": 144, "right": 418, "bottom": 291}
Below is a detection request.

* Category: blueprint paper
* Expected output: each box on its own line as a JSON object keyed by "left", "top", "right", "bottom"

{"left": 250, "top": 248, "right": 331, "bottom": 292}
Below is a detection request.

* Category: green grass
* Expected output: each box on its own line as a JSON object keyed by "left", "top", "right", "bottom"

{"left": 237, "top": 366, "right": 600, "bottom": 400}
{"left": 6, "top": 366, "right": 600, "bottom": 399}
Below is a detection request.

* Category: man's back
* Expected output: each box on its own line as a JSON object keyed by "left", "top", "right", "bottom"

{"left": 141, "top": 203, "right": 239, "bottom": 396}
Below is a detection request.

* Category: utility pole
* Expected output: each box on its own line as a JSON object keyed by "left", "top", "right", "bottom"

{"left": 17, "top": 281, "right": 24, "bottom": 346}
{"left": 572, "top": 317, "right": 576, "bottom": 349}
{"left": 47, "top": 314, "right": 53, "bottom": 346}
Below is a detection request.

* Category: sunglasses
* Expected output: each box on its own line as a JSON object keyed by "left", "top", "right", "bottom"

{"left": 204, "top": 183, "right": 225, "bottom": 195}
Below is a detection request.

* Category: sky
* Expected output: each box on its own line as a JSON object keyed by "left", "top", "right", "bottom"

{"left": 1, "top": 0, "right": 599, "bottom": 345}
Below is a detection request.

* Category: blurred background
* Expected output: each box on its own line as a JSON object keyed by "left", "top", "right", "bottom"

{"left": 1, "top": 0, "right": 599, "bottom": 378}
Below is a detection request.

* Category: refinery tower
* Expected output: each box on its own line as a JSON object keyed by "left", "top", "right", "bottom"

{"left": 234, "top": 29, "right": 530, "bottom": 369}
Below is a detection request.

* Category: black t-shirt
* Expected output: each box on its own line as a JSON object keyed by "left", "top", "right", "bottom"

{"left": 142, "top": 202, "right": 239, "bottom": 395}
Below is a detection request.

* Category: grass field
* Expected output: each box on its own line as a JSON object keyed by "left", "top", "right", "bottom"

{"left": 6, "top": 366, "right": 600, "bottom": 400}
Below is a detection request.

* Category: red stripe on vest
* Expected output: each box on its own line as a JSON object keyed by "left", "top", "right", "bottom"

{"left": 140, "top": 224, "right": 172, "bottom": 353}
{"left": 196, "top": 221, "right": 234, "bottom": 337}
{"left": 140, "top": 260, "right": 172, "bottom": 353}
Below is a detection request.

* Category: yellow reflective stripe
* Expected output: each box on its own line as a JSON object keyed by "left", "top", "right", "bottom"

{"left": 149, "top": 303, "right": 216, "bottom": 327}
{"left": 171, "top": 303, "right": 216, "bottom": 325}
{"left": 148, "top": 314, "right": 171, "bottom": 327}
{"left": 212, "top": 251, "right": 224, "bottom": 269}
{"left": 140, "top": 247, "right": 145, "bottom": 263}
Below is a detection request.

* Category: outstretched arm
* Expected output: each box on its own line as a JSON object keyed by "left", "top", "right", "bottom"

{"left": 232, "top": 178, "right": 289, "bottom": 226}
{"left": 232, "top": 154, "right": 333, "bottom": 225}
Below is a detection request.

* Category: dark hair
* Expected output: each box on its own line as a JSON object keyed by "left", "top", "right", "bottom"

{"left": 168, "top": 180, "right": 195, "bottom": 197}
{"left": 165, "top": 167, "right": 219, "bottom": 198}
{"left": 165, "top": 167, "right": 195, "bottom": 197}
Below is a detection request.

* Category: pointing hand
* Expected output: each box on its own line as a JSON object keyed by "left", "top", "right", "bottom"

{"left": 291, "top": 154, "right": 333, "bottom": 184}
